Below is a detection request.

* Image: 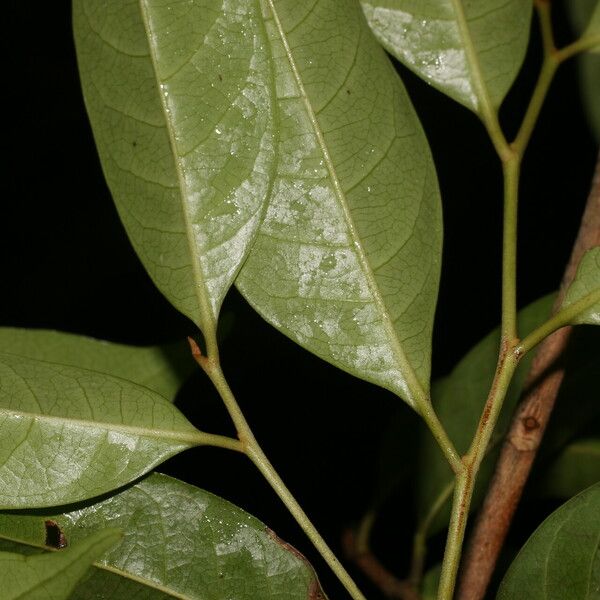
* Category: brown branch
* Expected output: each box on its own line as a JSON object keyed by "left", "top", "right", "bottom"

{"left": 342, "top": 529, "right": 419, "bottom": 600}
{"left": 457, "top": 153, "right": 600, "bottom": 600}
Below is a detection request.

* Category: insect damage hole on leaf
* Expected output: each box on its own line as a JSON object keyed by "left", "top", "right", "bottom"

{"left": 44, "top": 520, "right": 68, "bottom": 549}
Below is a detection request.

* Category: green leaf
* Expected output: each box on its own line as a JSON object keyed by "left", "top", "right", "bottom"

{"left": 561, "top": 247, "right": 600, "bottom": 325}
{"left": 0, "top": 474, "right": 327, "bottom": 600}
{"left": 236, "top": 0, "right": 442, "bottom": 409}
{"left": 497, "top": 483, "right": 600, "bottom": 600}
{"left": 360, "top": 0, "right": 532, "bottom": 114}
{"left": 0, "top": 328, "right": 195, "bottom": 401}
{"left": 73, "top": 0, "right": 276, "bottom": 338}
{"left": 416, "top": 295, "right": 554, "bottom": 535}
{"left": 0, "top": 352, "right": 204, "bottom": 508}
{"left": 536, "top": 438, "right": 600, "bottom": 499}
{"left": 537, "top": 328, "right": 600, "bottom": 456}
{"left": 1, "top": 529, "right": 120, "bottom": 600}
{"left": 421, "top": 563, "right": 441, "bottom": 600}
{"left": 583, "top": 2, "right": 600, "bottom": 47}
{"left": 579, "top": 55, "right": 600, "bottom": 140}
{"left": 568, "top": 1, "right": 600, "bottom": 139}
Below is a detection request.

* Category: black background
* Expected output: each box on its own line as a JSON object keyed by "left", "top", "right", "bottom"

{"left": 3, "top": 2, "right": 598, "bottom": 598}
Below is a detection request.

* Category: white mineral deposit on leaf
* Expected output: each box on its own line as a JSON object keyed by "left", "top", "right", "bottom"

{"left": 313, "top": 314, "right": 341, "bottom": 339}
{"left": 288, "top": 313, "right": 313, "bottom": 345}
{"left": 361, "top": 4, "right": 477, "bottom": 108}
{"left": 215, "top": 525, "right": 264, "bottom": 561}
{"left": 105, "top": 430, "right": 138, "bottom": 452}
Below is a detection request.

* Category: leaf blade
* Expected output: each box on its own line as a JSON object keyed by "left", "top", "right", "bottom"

{"left": 237, "top": 0, "right": 442, "bottom": 408}
{"left": 0, "top": 328, "right": 194, "bottom": 401}
{"left": 535, "top": 438, "right": 600, "bottom": 499}
{"left": 73, "top": 0, "right": 276, "bottom": 337}
{"left": 1, "top": 529, "right": 121, "bottom": 600}
{"left": 360, "top": 0, "right": 532, "bottom": 113}
{"left": 498, "top": 483, "right": 600, "bottom": 600}
{"left": 0, "top": 474, "right": 327, "bottom": 600}
{"left": 561, "top": 247, "right": 600, "bottom": 325}
{"left": 0, "top": 353, "right": 201, "bottom": 508}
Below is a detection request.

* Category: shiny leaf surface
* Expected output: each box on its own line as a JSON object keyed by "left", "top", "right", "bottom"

{"left": 0, "top": 474, "right": 327, "bottom": 600}
{"left": 561, "top": 247, "right": 600, "bottom": 325}
{"left": 236, "top": 0, "right": 442, "bottom": 409}
{"left": 416, "top": 295, "right": 553, "bottom": 534}
{"left": 0, "top": 328, "right": 194, "bottom": 401}
{"left": 498, "top": 483, "right": 600, "bottom": 600}
{"left": 361, "top": 0, "right": 532, "bottom": 113}
{"left": 536, "top": 438, "right": 600, "bottom": 499}
{"left": 0, "top": 353, "right": 202, "bottom": 508}
{"left": 1, "top": 529, "right": 120, "bottom": 600}
{"left": 73, "top": 0, "right": 275, "bottom": 338}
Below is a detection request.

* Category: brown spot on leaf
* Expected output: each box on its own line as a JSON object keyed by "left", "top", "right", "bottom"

{"left": 218, "top": 73, "right": 223, "bottom": 81}
{"left": 309, "top": 579, "right": 327, "bottom": 600}
{"left": 266, "top": 527, "right": 307, "bottom": 561}
{"left": 266, "top": 528, "right": 327, "bottom": 598}
{"left": 44, "top": 520, "right": 67, "bottom": 549}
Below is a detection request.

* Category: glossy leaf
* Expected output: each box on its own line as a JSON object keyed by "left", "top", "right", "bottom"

{"left": 498, "top": 483, "right": 600, "bottom": 600}
{"left": 0, "top": 328, "right": 195, "bottom": 401}
{"left": 0, "top": 352, "right": 204, "bottom": 508}
{"left": 1, "top": 529, "right": 120, "bottom": 600}
{"left": 416, "top": 295, "right": 554, "bottom": 535}
{"left": 73, "top": 0, "right": 275, "bottom": 338}
{"left": 360, "top": 0, "right": 532, "bottom": 113}
{"left": 536, "top": 438, "right": 600, "bottom": 499}
{"left": 0, "top": 474, "right": 327, "bottom": 600}
{"left": 561, "top": 247, "right": 600, "bottom": 325}
{"left": 236, "top": 0, "right": 442, "bottom": 409}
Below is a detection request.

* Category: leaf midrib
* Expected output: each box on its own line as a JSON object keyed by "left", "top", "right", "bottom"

{"left": 0, "top": 406, "right": 201, "bottom": 446}
{"left": 138, "top": 0, "right": 216, "bottom": 337}
{"left": 450, "top": 0, "right": 496, "bottom": 115}
{"left": 264, "top": 0, "right": 426, "bottom": 408}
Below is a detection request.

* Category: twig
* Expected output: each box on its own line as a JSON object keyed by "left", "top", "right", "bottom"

{"left": 342, "top": 528, "right": 419, "bottom": 600}
{"left": 457, "top": 153, "right": 600, "bottom": 600}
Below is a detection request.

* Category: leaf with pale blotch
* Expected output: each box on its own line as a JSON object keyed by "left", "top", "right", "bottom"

{"left": 236, "top": 0, "right": 442, "bottom": 409}
{"left": 498, "top": 483, "right": 600, "bottom": 600}
{"left": 536, "top": 439, "right": 600, "bottom": 499}
{"left": 361, "top": 0, "right": 532, "bottom": 114}
{"left": 0, "top": 352, "right": 205, "bottom": 508}
{"left": 1, "top": 529, "right": 120, "bottom": 600}
{"left": 416, "top": 295, "right": 553, "bottom": 535}
{"left": 73, "top": 0, "right": 275, "bottom": 338}
{"left": 0, "top": 474, "right": 327, "bottom": 600}
{"left": 561, "top": 247, "right": 600, "bottom": 325}
{"left": 0, "top": 328, "right": 194, "bottom": 402}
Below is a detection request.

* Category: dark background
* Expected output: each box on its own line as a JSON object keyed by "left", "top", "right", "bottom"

{"left": 3, "top": 2, "right": 598, "bottom": 598}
